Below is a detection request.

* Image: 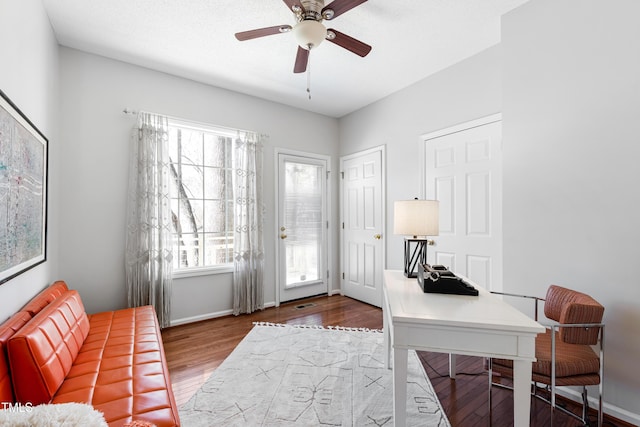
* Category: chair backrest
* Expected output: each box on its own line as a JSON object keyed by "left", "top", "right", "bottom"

{"left": 544, "top": 284, "right": 604, "bottom": 345}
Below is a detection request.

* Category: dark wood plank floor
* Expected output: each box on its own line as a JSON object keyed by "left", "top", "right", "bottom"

{"left": 162, "top": 294, "right": 630, "bottom": 427}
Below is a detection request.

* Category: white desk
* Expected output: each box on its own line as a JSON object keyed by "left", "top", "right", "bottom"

{"left": 383, "top": 270, "right": 544, "bottom": 427}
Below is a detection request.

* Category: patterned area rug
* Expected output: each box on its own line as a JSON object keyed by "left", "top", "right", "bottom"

{"left": 179, "top": 323, "right": 450, "bottom": 426}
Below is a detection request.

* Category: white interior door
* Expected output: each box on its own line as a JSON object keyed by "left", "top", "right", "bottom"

{"left": 277, "top": 153, "right": 329, "bottom": 302}
{"left": 423, "top": 115, "right": 503, "bottom": 291}
{"left": 340, "top": 147, "right": 385, "bottom": 307}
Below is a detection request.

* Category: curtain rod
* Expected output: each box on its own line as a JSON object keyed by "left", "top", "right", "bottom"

{"left": 122, "top": 107, "right": 265, "bottom": 138}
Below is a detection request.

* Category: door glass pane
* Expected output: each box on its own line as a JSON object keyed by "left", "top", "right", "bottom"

{"left": 284, "top": 161, "right": 322, "bottom": 287}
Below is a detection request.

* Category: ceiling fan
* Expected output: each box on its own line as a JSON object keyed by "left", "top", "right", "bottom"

{"left": 235, "top": 0, "right": 372, "bottom": 74}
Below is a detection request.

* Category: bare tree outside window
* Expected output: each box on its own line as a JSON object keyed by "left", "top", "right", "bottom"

{"left": 167, "top": 122, "right": 234, "bottom": 270}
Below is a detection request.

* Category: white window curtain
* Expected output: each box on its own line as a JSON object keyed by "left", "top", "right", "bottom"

{"left": 233, "top": 132, "right": 266, "bottom": 315}
{"left": 125, "top": 112, "right": 173, "bottom": 328}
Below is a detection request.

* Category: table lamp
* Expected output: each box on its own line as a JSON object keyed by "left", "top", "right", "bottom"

{"left": 393, "top": 199, "right": 440, "bottom": 277}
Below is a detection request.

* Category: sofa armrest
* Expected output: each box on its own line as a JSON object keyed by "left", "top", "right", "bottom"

{"left": 0, "top": 311, "right": 32, "bottom": 404}
{"left": 8, "top": 291, "right": 89, "bottom": 405}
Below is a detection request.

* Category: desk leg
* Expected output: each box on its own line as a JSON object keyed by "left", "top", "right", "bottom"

{"left": 383, "top": 307, "right": 390, "bottom": 370}
{"left": 393, "top": 347, "right": 408, "bottom": 427}
{"left": 448, "top": 353, "right": 457, "bottom": 379}
{"left": 513, "top": 359, "right": 532, "bottom": 427}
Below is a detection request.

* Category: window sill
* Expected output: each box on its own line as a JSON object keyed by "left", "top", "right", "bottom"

{"left": 172, "top": 264, "right": 233, "bottom": 279}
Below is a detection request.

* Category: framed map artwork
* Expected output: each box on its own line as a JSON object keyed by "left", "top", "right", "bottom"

{"left": 0, "top": 90, "right": 48, "bottom": 285}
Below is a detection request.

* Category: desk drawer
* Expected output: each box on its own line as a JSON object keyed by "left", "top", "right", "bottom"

{"left": 394, "top": 324, "right": 536, "bottom": 359}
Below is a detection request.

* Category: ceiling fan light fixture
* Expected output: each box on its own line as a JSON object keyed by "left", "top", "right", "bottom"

{"left": 293, "top": 20, "right": 326, "bottom": 50}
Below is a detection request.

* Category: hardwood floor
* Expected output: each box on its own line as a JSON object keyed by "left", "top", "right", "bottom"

{"left": 162, "top": 294, "right": 630, "bottom": 427}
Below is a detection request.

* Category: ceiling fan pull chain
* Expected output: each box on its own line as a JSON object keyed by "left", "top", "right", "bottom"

{"left": 307, "top": 45, "right": 312, "bottom": 100}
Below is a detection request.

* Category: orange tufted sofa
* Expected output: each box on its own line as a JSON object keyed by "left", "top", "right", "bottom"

{"left": 0, "top": 281, "right": 179, "bottom": 426}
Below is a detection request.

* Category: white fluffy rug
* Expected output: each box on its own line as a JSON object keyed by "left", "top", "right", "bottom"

{"left": 180, "top": 323, "right": 450, "bottom": 426}
{"left": 0, "top": 402, "right": 107, "bottom": 427}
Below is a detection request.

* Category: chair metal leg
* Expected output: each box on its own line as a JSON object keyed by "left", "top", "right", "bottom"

{"left": 598, "top": 326, "right": 605, "bottom": 427}
{"left": 551, "top": 326, "right": 557, "bottom": 427}
{"left": 581, "top": 386, "right": 590, "bottom": 425}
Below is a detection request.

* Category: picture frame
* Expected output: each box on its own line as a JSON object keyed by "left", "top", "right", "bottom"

{"left": 0, "top": 89, "right": 48, "bottom": 285}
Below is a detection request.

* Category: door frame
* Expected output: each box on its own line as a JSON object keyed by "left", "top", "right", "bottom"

{"left": 339, "top": 145, "right": 386, "bottom": 300}
{"left": 274, "top": 147, "right": 332, "bottom": 306}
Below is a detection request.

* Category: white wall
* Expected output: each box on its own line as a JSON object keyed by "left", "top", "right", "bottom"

{"left": 340, "top": 0, "right": 640, "bottom": 422}
{"left": 57, "top": 47, "right": 340, "bottom": 322}
{"left": 3, "top": 0, "right": 637, "bottom": 420}
{"left": 339, "top": 45, "right": 502, "bottom": 271}
{"left": 502, "top": 0, "right": 640, "bottom": 421}
{"left": 0, "top": 0, "right": 60, "bottom": 321}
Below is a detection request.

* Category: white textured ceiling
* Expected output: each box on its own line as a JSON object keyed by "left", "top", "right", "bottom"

{"left": 42, "top": 0, "right": 529, "bottom": 118}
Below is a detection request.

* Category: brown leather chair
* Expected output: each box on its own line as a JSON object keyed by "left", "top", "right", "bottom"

{"left": 488, "top": 285, "right": 605, "bottom": 426}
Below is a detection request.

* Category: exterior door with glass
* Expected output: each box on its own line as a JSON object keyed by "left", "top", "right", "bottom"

{"left": 277, "top": 153, "right": 329, "bottom": 303}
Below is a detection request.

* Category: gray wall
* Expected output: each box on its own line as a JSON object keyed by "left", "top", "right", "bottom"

{"left": 338, "top": 0, "right": 639, "bottom": 422}
{"left": 338, "top": 45, "right": 503, "bottom": 274}
{"left": 57, "top": 47, "right": 340, "bottom": 322}
{"left": 502, "top": 0, "right": 640, "bottom": 419}
{"left": 2, "top": 0, "right": 638, "bottom": 422}
{"left": 0, "top": 0, "right": 60, "bottom": 320}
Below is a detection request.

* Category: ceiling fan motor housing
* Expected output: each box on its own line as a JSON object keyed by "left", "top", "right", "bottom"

{"left": 298, "top": 0, "right": 326, "bottom": 21}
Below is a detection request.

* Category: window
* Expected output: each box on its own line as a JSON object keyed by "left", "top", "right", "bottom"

{"left": 167, "top": 120, "right": 235, "bottom": 272}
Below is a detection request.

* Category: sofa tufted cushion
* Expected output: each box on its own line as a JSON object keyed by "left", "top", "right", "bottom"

{"left": 8, "top": 290, "right": 90, "bottom": 405}
{"left": 0, "top": 311, "right": 33, "bottom": 404}
{"left": 21, "top": 281, "right": 69, "bottom": 316}
{"left": 1, "top": 282, "right": 71, "bottom": 405}
{"left": 51, "top": 306, "right": 179, "bottom": 427}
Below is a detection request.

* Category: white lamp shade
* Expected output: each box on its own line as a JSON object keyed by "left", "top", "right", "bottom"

{"left": 393, "top": 199, "right": 440, "bottom": 237}
{"left": 293, "top": 20, "right": 326, "bottom": 50}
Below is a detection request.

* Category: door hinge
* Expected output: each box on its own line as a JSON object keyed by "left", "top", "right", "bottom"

{"left": 327, "top": 221, "right": 329, "bottom": 229}
{"left": 327, "top": 171, "right": 330, "bottom": 179}
{"left": 341, "top": 171, "right": 344, "bottom": 179}
{"left": 327, "top": 270, "right": 330, "bottom": 279}
{"left": 342, "top": 272, "right": 345, "bottom": 279}
{"left": 342, "top": 222, "right": 344, "bottom": 229}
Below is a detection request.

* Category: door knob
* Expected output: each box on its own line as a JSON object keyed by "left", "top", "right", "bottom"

{"left": 280, "top": 234, "right": 287, "bottom": 239}
{"left": 374, "top": 234, "right": 381, "bottom": 240}
{"left": 280, "top": 226, "right": 286, "bottom": 231}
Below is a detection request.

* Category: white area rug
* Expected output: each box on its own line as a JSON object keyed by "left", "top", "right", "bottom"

{"left": 180, "top": 323, "right": 450, "bottom": 426}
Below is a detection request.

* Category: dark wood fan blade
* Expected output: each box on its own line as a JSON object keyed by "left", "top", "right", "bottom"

{"left": 326, "top": 29, "right": 371, "bottom": 57}
{"left": 322, "top": 0, "right": 367, "bottom": 20}
{"left": 235, "top": 25, "right": 292, "bottom": 41}
{"left": 282, "top": 0, "right": 305, "bottom": 13}
{"left": 293, "top": 46, "right": 309, "bottom": 73}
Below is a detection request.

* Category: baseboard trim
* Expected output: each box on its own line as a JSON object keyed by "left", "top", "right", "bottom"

{"left": 556, "top": 388, "right": 640, "bottom": 426}
{"left": 170, "top": 301, "right": 277, "bottom": 327}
